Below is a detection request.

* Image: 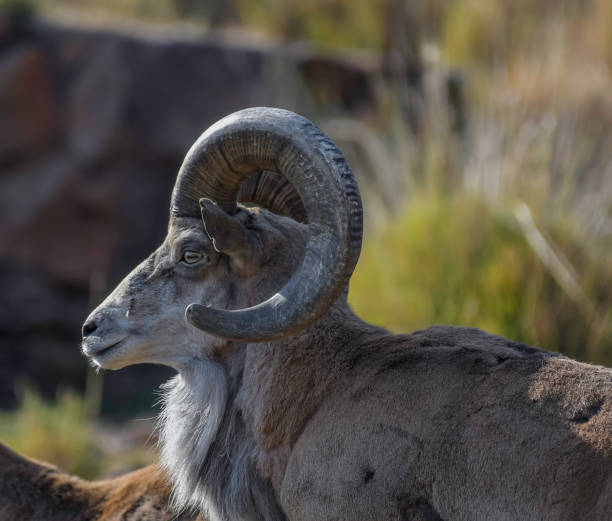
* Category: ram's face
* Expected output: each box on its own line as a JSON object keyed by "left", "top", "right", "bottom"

{"left": 81, "top": 217, "right": 228, "bottom": 370}
{"left": 81, "top": 207, "right": 307, "bottom": 371}
{"left": 81, "top": 107, "right": 361, "bottom": 367}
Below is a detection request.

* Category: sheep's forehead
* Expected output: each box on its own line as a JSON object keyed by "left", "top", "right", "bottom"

{"left": 162, "top": 216, "right": 216, "bottom": 255}
{"left": 167, "top": 216, "right": 207, "bottom": 241}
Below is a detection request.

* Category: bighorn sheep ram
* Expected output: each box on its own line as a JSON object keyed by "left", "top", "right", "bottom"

{"left": 81, "top": 107, "right": 612, "bottom": 521}
{"left": 0, "top": 441, "right": 200, "bottom": 520}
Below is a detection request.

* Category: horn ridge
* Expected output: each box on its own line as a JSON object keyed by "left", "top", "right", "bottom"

{"left": 237, "top": 171, "right": 307, "bottom": 223}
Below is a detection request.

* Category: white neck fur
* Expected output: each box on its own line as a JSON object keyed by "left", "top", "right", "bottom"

{"left": 157, "top": 358, "right": 228, "bottom": 516}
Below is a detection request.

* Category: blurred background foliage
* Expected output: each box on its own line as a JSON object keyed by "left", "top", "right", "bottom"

{"left": 0, "top": 386, "right": 103, "bottom": 478}
{"left": 1, "top": 0, "right": 610, "bottom": 477}
{"left": 0, "top": 385, "right": 155, "bottom": 478}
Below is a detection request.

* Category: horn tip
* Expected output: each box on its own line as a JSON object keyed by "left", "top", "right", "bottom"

{"left": 185, "top": 303, "right": 209, "bottom": 330}
{"left": 186, "top": 303, "right": 235, "bottom": 339}
{"left": 186, "top": 303, "right": 250, "bottom": 342}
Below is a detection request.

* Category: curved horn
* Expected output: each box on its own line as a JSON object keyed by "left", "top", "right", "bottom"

{"left": 238, "top": 170, "right": 307, "bottom": 223}
{"left": 171, "top": 107, "right": 362, "bottom": 342}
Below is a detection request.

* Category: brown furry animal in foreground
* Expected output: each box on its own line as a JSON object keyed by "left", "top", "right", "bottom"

{"left": 0, "top": 441, "right": 200, "bottom": 521}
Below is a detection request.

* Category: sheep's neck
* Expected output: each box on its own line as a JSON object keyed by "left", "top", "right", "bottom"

{"left": 237, "top": 300, "right": 385, "bottom": 485}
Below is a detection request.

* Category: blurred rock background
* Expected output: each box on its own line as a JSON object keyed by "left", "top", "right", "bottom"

{"left": 0, "top": 0, "right": 610, "bottom": 477}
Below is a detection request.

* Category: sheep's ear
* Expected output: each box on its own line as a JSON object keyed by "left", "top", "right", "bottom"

{"left": 199, "top": 198, "right": 252, "bottom": 268}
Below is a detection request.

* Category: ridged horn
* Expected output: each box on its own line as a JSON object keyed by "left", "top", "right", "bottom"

{"left": 238, "top": 170, "right": 307, "bottom": 223}
{"left": 170, "top": 107, "right": 362, "bottom": 342}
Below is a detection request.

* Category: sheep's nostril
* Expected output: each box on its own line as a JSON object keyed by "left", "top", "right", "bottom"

{"left": 82, "top": 320, "right": 98, "bottom": 337}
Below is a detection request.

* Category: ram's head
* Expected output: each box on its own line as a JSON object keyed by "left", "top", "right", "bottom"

{"left": 81, "top": 108, "right": 362, "bottom": 370}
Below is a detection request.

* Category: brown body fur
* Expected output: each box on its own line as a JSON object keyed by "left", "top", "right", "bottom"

{"left": 0, "top": 441, "right": 201, "bottom": 521}
{"left": 245, "top": 316, "right": 612, "bottom": 520}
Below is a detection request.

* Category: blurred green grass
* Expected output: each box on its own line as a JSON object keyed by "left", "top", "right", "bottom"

{"left": 0, "top": 386, "right": 104, "bottom": 478}
{"left": 349, "top": 194, "right": 611, "bottom": 366}
{"left": 0, "top": 386, "right": 155, "bottom": 479}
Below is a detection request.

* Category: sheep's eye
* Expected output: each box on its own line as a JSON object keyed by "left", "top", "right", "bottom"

{"left": 181, "top": 251, "right": 203, "bottom": 264}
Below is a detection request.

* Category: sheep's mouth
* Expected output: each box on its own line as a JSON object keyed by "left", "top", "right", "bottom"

{"left": 82, "top": 337, "right": 127, "bottom": 359}
{"left": 93, "top": 340, "right": 123, "bottom": 357}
